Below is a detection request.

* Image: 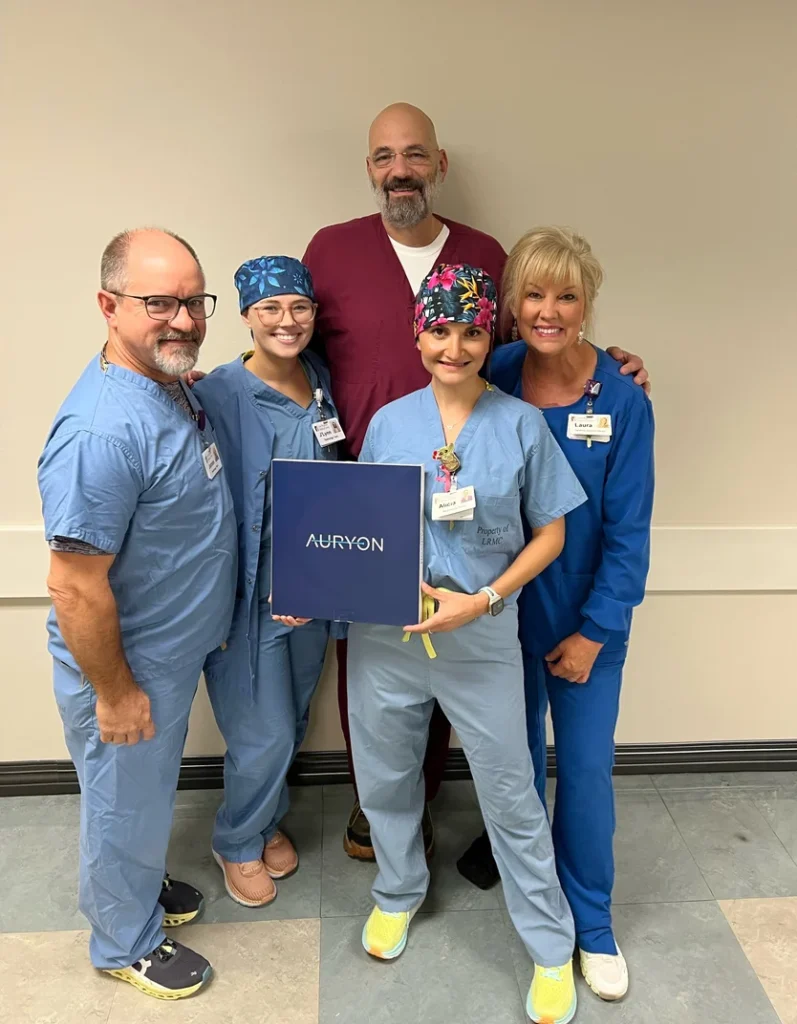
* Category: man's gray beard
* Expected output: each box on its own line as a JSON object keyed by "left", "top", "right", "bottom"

{"left": 371, "top": 172, "right": 443, "bottom": 229}
{"left": 153, "top": 339, "right": 200, "bottom": 376}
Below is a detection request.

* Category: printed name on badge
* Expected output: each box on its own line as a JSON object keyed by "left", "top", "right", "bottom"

{"left": 567, "top": 413, "right": 612, "bottom": 443}
{"left": 312, "top": 418, "right": 346, "bottom": 447}
{"left": 432, "top": 485, "right": 476, "bottom": 521}
{"left": 202, "top": 442, "right": 223, "bottom": 479}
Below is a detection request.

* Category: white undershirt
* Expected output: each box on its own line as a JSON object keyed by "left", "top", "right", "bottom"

{"left": 389, "top": 224, "right": 450, "bottom": 296}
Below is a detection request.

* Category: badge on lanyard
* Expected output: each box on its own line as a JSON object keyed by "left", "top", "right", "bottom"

{"left": 567, "top": 379, "right": 612, "bottom": 447}
{"left": 432, "top": 485, "right": 476, "bottom": 521}
{"left": 310, "top": 387, "right": 346, "bottom": 447}
{"left": 202, "top": 442, "right": 223, "bottom": 479}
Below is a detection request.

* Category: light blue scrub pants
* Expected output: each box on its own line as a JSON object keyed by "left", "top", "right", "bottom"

{"left": 207, "top": 601, "right": 329, "bottom": 862}
{"left": 53, "top": 655, "right": 204, "bottom": 969}
{"left": 524, "top": 649, "right": 625, "bottom": 955}
{"left": 348, "top": 609, "right": 575, "bottom": 967}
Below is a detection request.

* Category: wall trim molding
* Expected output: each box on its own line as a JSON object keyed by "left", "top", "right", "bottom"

{"left": 1, "top": 741, "right": 795, "bottom": 797}
{"left": 3, "top": 523, "right": 796, "bottom": 598}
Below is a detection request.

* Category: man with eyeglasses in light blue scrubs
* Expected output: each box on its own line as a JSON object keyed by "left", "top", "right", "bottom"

{"left": 38, "top": 228, "right": 237, "bottom": 1001}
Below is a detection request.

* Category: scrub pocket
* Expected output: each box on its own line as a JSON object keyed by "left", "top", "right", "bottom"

{"left": 53, "top": 659, "right": 97, "bottom": 732}
{"left": 461, "top": 495, "right": 524, "bottom": 558}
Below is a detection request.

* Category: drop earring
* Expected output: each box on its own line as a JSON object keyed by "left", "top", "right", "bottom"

{"left": 577, "top": 322, "right": 586, "bottom": 345}
{"left": 511, "top": 319, "right": 519, "bottom": 342}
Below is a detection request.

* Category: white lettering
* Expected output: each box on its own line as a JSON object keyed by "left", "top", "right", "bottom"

{"left": 304, "top": 534, "right": 384, "bottom": 552}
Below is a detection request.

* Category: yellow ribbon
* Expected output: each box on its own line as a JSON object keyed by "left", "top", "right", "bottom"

{"left": 402, "top": 588, "right": 454, "bottom": 660}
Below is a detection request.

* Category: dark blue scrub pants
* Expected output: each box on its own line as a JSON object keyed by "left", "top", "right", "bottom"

{"left": 524, "top": 648, "right": 626, "bottom": 955}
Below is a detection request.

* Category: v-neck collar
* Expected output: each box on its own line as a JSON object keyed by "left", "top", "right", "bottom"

{"left": 238, "top": 352, "right": 320, "bottom": 417}
{"left": 373, "top": 215, "right": 462, "bottom": 304}
{"left": 421, "top": 382, "right": 493, "bottom": 465}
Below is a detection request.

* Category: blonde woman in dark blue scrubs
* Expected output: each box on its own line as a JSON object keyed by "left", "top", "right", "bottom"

{"left": 463, "top": 227, "right": 654, "bottom": 1003}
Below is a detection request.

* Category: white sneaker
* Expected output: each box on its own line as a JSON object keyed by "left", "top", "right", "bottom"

{"left": 579, "top": 945, "right": 629, "bottom": 1001}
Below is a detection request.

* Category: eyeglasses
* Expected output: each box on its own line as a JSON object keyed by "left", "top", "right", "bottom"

{"left": 112, "top": 293, "right": 217, "bottom": 321}
{"left": 252, "top": 301, "right": 317, "bottom": 326}
{"left": 369, "top": 147, "right": 437, "bottom": 169}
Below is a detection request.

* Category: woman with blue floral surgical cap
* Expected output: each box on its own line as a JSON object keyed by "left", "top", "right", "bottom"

{"left": 348, "top": 263, "right": 586, "bottom": 1023}
{"left": 193, "top": 256, "right": 342, "bottom": 909}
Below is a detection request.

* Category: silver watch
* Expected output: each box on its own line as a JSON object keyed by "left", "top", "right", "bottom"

{"left": 478, "top": 586, "right": 504, "bottom": 617}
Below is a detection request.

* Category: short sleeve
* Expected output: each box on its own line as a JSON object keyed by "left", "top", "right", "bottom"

{"left": 358, "top": 422, "right": 377, "bottom": 464}
{"left": 38, "top": 430, "right": 143, "bottom": 554}
{"left": 520, "top": 413, "right": 586, "bottom": 527}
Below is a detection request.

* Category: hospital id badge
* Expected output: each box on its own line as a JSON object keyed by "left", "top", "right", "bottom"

{"left": 567, "top": 413, "right": 612, "bottom": 443}
{"left": 312, "top": 418, "right": 346, "bottom": 447}
{"left": 432, "top": 485, "right": 476, "bottom": 521}
{"left": 202, "top": 442, "right": 223, "bottom": 479}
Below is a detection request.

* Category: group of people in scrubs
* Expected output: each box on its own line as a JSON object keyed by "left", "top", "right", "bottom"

{"left": 38, "top": 101, "right": 653, "bottom": 1023}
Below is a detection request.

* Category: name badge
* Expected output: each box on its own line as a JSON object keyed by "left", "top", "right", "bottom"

{"left": 432, "top": 485, "right": 476, "bottom": 521}
{"left": 312, "top": 418, "right": 346, "bottom": 448}
{"left": 567, "top": 413, "right": 612, "bottom": 443}
{"left": 202, "top": 442, "right": 223, "bottom": 479}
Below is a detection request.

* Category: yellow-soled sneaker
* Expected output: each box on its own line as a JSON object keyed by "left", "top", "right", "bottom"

{"left": 362, "top": 903, "right": 421, "bottom": 960}
{"left": 526, "top": 960, "right": 577, "bottom": 1023}
{"left": 105, "top": 938, "right": 212, "bottom": 1000}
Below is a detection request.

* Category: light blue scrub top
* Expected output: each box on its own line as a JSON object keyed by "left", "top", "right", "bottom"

{"left": 359, "top": 384, "right": 587, "bottom": 603}
{"left": 38, "top": 356, "right": 238, "bottom": 681}
{"left": 253, "top": 358, "right": 336, "bottom": 591}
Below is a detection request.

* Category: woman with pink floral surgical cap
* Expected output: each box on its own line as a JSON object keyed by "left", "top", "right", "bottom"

{"left": 347, "top": 263, "right": 587, "bottom": 1023}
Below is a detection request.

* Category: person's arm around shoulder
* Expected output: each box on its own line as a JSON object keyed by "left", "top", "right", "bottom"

{"left": 39, "top": 429, "right": 152, "bottom": 744}
{"left": 605, "top": 346, "right": 651, "bottom": 394}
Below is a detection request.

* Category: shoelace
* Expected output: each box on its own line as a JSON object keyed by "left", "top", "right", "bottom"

{"left": 153, "top": 940, "right": 177, "bottom": 964}
{"left": 239, "top": 859, "right": 265, "bottom": 877}
{"left": 162, "top": 875, "right": 173, "bottom": 892}
{"left": 539, "top": 967, "right": 564, "bottom": 981}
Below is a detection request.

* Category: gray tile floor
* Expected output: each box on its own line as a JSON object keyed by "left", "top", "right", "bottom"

{"left": 2, "top": 771, "right": 796, "bottom": 1023}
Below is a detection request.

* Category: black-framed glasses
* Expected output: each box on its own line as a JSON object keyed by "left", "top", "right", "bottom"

{"left": 112, "top": 292, "right": 217, "bottom": 321}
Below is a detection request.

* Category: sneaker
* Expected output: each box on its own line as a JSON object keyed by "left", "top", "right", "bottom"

{"left": 158, "top": 875, "right": 204, "bottom": 927}
{"left": 343, "top": 800, "right": 375, "bottom": 860}
{"left": 526, "top": 961, "right": 577, "bottom": 1024}
{"left": 579, "top": 945, "right": 629, "bottom": 1001}
{"left": 421, "top": 803, "right": 435, "bottom": 859}
{"left": 263, "top": 830, "right": 299, "bottom": 879}
{"left": 362, "top": 903, "right": 422, "bottom": 961}
{"left": 212, "top": 849, "right": 276, "bottom": 907}
{"left": 105, "top": 938, "right": 211, "bottom": 1000}
{"left": 457, "top": 830, "right": 500, "bottom": 890}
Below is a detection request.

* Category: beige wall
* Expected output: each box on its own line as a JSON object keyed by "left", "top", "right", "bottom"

{"left": 2, "top": 0, "right": 796, "bottom": 762}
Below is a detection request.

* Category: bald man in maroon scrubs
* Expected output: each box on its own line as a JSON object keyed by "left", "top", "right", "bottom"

{"left": 303, "top": 102, "right": 647, "bottom": 861}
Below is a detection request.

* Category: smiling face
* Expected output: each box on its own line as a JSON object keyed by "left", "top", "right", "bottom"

{"left": 243, "top": 293, "right": 316, "bottom": 361}
{"left": 416, "top": 321, "right": 491, "bottom": 385}
{"left": 367, "top": 103, "right": 448, "bottom": 229}
{"left": 515, "top": 279, "right": 586, "bottom": 356}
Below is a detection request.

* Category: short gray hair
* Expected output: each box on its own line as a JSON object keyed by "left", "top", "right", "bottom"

{"left": 100, "top": 228, "right": 203, "bottom": 293}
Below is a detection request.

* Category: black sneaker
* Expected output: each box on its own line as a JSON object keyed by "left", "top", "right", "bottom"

{"left": 158, "top": 875, "right": 204, "bottom": 927}
{"left": 343, "top": 800, "right": 375, "bottom": 861}
{"left": 105, "top": 938, "right": 212, "bottom": 1000}
{"left": 457, "top": 830, "right": 500, "bottom": 890}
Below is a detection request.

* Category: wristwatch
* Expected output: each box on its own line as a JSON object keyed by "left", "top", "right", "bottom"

{"left": 478, "top": 586, "right": 504, "bottom": 617}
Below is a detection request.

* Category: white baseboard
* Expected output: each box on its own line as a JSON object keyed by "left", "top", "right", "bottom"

{"left": 1, "top": 523, "right": 796, "bottom": 600}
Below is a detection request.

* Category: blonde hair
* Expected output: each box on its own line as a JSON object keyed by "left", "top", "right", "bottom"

{"left": 501, "top": 226, "right": 604, "bottom": 338}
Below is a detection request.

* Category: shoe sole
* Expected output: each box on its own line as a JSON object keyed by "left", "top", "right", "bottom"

{"left": 162, "top": 898, "right": 204, "bottom": 928}
{"left": 212, "top": 850, "right": 277, "bottom": 908}
{"left": 526, "top": 985, "right": 577, "bottom": 1024}
{"left": 105, "top": 964, "right": 212, "bottom": 1000}
{"left": 362, "top": 905, "right": 421, "bottom": 961}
